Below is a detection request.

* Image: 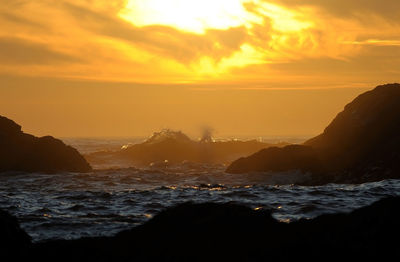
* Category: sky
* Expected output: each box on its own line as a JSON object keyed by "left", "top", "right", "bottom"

{"left": 0, "top": 0, "right": 399, "bottom": 138}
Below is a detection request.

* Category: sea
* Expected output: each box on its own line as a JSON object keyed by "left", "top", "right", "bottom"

{"left": 1, "top": 137, "right": 399, "bottom": 243}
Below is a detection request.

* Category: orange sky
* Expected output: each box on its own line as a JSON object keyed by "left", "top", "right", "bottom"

{"left": 0, "top": 0, "right": 399, "bottom": 137}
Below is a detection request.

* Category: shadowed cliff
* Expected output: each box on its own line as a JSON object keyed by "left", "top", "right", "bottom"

{"left": 227, "top": 83, "right": 400, "bottom": 184}
{"left": 0, "top": 116, "right": 92, "bottom": 173}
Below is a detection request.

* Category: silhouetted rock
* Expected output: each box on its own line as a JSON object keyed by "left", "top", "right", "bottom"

{"left": 86, "top": 129, "right": 287, "bottom": 168}
{"left": 30, "top": 196, "right": 400, "bottom": 261}
{"left": 0, "top": 116, "right": 21, "bottom": 137}
{"left": 226, "top": 145, "right": 320, "bottom": 173}
{"left": 0, "top": 116, "right": 92, "bottom": 173}
{"left": 0, "top": 209, "right": 31, "bottom": 259}
{"left": 227, "top": 84, "right": 400, "bottom": 184}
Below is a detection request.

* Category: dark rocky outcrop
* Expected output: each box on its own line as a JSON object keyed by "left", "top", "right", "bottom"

{"left": 0, "top": 116, "right": 92, "bottom": 173}
{"left": 227, "top": 84, "right": 400, "bottom": 184}
{"left": 86, "top": 129, "right": 288, "bottom": 168}
{"left": 23, "top": 196, "right": 400, "bottom": 261}
{"left": 227, "top": 145, "right": 321, "bottom": 174}
{"left": 0, "top": 209, "right": 31, "bottom": 260}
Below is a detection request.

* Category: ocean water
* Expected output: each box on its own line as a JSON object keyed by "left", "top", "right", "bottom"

{"left": 1, "top": 137, "right": 399, "bottom": 243}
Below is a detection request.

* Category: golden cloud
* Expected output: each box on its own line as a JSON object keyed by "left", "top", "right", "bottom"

{"left": 0, "top": 0, "right": 399, "bottom": 85}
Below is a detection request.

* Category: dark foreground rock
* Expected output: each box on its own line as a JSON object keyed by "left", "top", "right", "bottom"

{"left": 227, "top": 83, "right": 400, "bottom": 184}
{"left": 5, "top": 196, "right": 395, "bottom": 261}
{"left": 0, "top": 116, "right": 91, "bottom": 173}
{"left": 0, "top": 209, "right": 31, "bottom": 260}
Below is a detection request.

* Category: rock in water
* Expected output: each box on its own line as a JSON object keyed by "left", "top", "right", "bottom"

{"left": 226, "top": 145, "right": 320, "bottom": 174}
{"left": 86, "top": 128, "right": 285, "bottom": 167}
{"left": 227, "top": 83, "right": 400, "bottom": 184}
{"left": 0, "top": 115, "right": 92, "bottom": 173}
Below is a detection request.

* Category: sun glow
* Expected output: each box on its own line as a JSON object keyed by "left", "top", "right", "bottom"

{"left": 119, "top": 0, "right": 258, "bottom": 34}
{"left": 119, "top": 0, "right": 312, "bottom": 35}
{"left": 117, "top": 0, "right": 315, "bottom": 76}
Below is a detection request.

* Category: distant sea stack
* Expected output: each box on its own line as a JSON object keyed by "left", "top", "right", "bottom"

{"left": 227, "top": 83, "right": 400, "bottom": 184}
{"left": 0, "top": 116, "right": 92, "bottom": 173}
{"left": 86, "top": 129, "right": 288, "bottom": 168}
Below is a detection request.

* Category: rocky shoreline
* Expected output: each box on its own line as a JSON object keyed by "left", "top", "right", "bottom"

{"left": 0, "top": 116, "right": 91, "bottom": 173}
{"left": 1, "top": 196, "right": 399, "bottom": 261}
{"left": 227, "top": 84, "right": 400, "bottom": 185}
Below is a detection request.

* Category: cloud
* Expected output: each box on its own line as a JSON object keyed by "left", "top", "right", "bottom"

{"left": 61, "top": 2, "right": 249, "bottom": 64}
{"left": 0, "top": 11, "right": 46, "bottom": 28}
{"left": 266, "top": 44, "right": 400, "bottom": 84}
{"left": 0, "top": 37, "right": 82, "bottom": 65}
{"left": 343, "top": 40, "right": 400, "bottom": 47}
{"left": 0, "top": 0, "right": 398, "bottom": 86}
{"left": 274, "top": 0, "right": 400, "bottom": 23}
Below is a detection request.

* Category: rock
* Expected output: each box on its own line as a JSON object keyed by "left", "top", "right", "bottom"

{"left": 0, "top": 116, "right": 92, "bottom": 173}
{"left": 0, "top": 209, "right": 31, "bottom": 259}
{"left": 227, "top": 83, "right": 400, "bottom": 184}
{"left": 86, "top": 129, "right": 287, "bottom": 168}
{"left": 0, "top": 116, "right": 21, "bottom": 137}
{"left": 226, "top": 145, "right": 320, "bottom": 173}
{"left": 30, "top": 197, "right": 400, "bottom": 261}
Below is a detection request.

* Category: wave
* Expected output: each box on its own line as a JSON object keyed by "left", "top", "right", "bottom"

{"left": 1, "top": 166, "right": 400, "bottom": 242}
